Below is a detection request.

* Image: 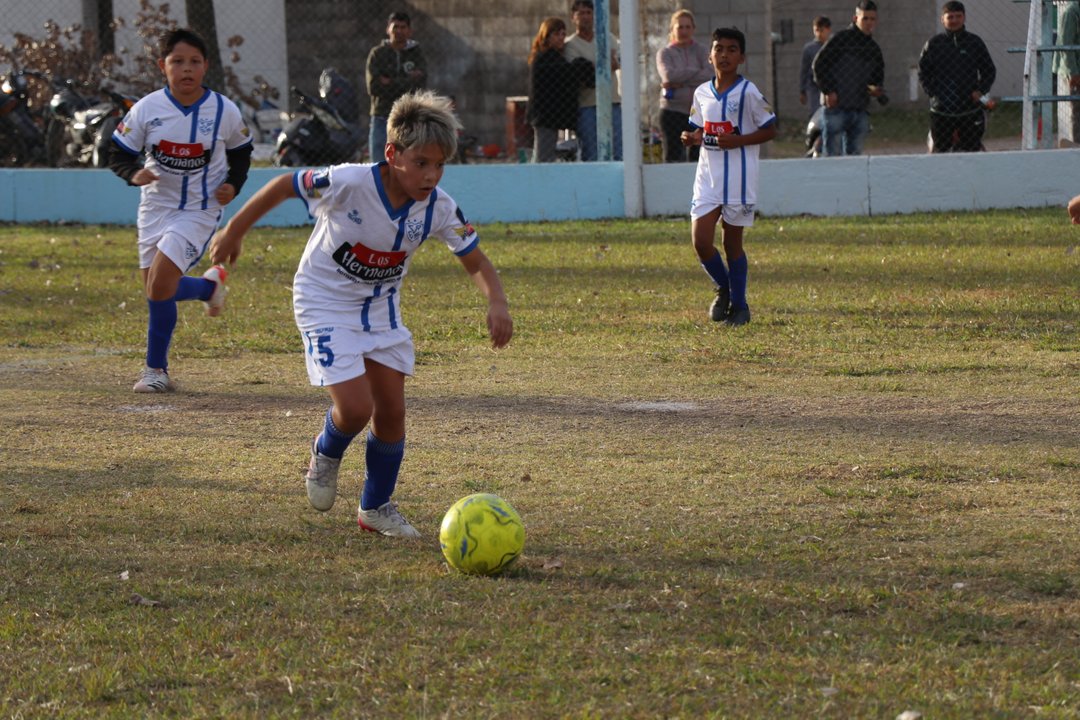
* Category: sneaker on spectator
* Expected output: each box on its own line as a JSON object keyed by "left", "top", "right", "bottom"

{"left": 305, "top": 438, "right": 340, "bottom": 511}
{"left": 133, "top": 366, "right": 176, "bottom": 393}
{"left": 710, "top": 286, "right": 730, "bottom": 322}
{"left": 202, "top": 264, "right": 228, "bottom": 317}
{"left": 357, "top": 501, "right": 421, "bottom": 537}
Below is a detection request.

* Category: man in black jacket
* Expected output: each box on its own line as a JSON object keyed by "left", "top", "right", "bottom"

{"left": 918, "top": 1, "right": 996, "bottom": 152}
{"left": 812, "top": 1, "right": 885, "bottom": 156}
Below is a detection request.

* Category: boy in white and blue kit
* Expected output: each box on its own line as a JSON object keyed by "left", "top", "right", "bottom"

{"left": 109, "top": 29, "right": 253, "bottom": 392}
{"left": 682, "top": 27, "right": 777, "bottom": 326}
{"left": 212, "top": 91, "right": 513, "bottom": 537}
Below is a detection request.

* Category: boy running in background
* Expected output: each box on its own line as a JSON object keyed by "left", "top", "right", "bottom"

{"left": 109, "top": 28, "right": 252, "bottom": 392}
{"left": 211, "top": 91, "right": 512, "bottom": 537}
{"left": 682, "top": 27, "right": 777, "bottom": 326}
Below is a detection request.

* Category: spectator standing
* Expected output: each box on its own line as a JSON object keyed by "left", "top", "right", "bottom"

{"left": 1054, "top": 1, "right": 1080, "bottom": 146}
{"left": 799, "top": 16, "right": 831, "bottom": 119}
{"left": 918, "top": 2, "right": 996, "bottom": 153}
{"left": 366, "top": 12, "right": 426, "bottom": 163}
{"left": 564, "top": 0, "right": 623, "bottom": 161}
{"left": 527, "top": 18, "right": 590, "bottom": 163}
{"left": 656, "top": 10, "right": 713, "bottom": 163}
{"left": 812, "top": 1, "right": 885, "bottom": 156}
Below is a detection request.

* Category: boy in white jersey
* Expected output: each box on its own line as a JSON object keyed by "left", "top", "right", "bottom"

{"left": 682, "top": 27, "right": 776, "bottom": 326}
{"left": 109, "top": 29, "right": 253, "bottom": 392}
{"left": 211, "top": 91, "right": 513, "bottom": 538}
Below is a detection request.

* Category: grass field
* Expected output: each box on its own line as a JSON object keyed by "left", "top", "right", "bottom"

{"left": 1, "top": 209, "right": 1078, "bottom": 718}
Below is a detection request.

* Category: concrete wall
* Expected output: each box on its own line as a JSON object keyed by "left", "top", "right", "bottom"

{"left": 3, "top": 150, "right": 1076, "bottom": 226}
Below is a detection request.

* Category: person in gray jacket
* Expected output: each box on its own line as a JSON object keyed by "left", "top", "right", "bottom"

{"left": 366, "top": 12, "right": 427, "bottom": 162}
{"left": 656, "top": 9, "right": 713, "bottom": 163}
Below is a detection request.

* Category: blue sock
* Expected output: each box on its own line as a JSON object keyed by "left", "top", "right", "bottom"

{"left": 729, "top": 254, "right": 749, "bottom": 309}
{"left": 173, "top": 275, "right": 213, "bottom": 302}
{"left": 360, "top": 431, "right": 405, "bottom": 511}
{"left": 701, "top": 250, "right": 729, "bottom": 290}
{"left": 316, "top": 407, "right": 358, "bottom": 459}
{"left": 146, "top": 299, "right": 176, "bottom": 369}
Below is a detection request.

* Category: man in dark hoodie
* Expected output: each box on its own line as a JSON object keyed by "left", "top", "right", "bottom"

{"left": 918, "top": 1, "right": 996, "bottom": 152}
{"left": 812, "top": 0, "right": 885, "bottom": 156}
{"left": 366, "top": 12, "right": 427, "bottom": 162}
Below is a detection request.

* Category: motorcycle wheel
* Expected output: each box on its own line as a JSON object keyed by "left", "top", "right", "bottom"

{"left": 92, "top": 117, "right": 121, "bottom": 168}
{"left": 45, "top": 120, "right": 67, "bottom": 167}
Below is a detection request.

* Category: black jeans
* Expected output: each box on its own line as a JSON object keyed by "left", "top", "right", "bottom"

{"left": 929, "top": 111, "right": 986, "bottom": 152}
{"left": 660, "top": 109, "right": 699, "bottom": 163}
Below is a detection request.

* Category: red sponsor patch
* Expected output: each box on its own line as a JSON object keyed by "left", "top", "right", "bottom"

{"left": 349, "top": 242, "right": 407, "bottom": 268}
{"left": 704, "top": 120, "right": 736, "bottom": 136}
{"left": 157, "top": 139, "right": 204, "bottom": 158}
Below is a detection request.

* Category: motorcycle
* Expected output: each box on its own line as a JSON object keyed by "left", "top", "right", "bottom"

{"left": 275, "top": 67, "right": 362, "bottom": 167}
{"left": 0, "top": 70, "right": 48, "bottom": 167}
{"left": 45, "top": 80, "right": 136, "bottom": 168}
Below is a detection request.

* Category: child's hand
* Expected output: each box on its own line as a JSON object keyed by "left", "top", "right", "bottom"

{"left": 131, "top": 169, "right": 159, "bottom": 186}
{"left": 487, "top": 302, "right": 513, "bottom": 349}
{"left": 210, "top": 227, "right": 242, "bottom": 267}
{"left": 215, "top": 183, "right": 237, "bottom": 205}
{"left": 680, "top": 129, "right": 702, "bottom": 147}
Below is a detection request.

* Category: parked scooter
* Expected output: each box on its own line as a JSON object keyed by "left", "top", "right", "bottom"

{"left": 45, "top": 80, "right": 136, "bottom": 168}
{"left": 275, "top": 68, "right": 362, "bottom": 167}
{"left": 0, "top": 70, "right": 47, "bottom": 167}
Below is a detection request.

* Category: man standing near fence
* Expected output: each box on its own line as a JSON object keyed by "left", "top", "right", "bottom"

{"left": 918, "top": 1, "right": 996, "bottom": 153}
{"left": 1054, "top": 1, "right": 1080, "bottom": 146}
{"left": 564, "top": 0, "right": 622, "bottom": 161}
{"left": 812, "top": 0, "right": 885, "bottom": 156}
{"left": 366, "top": 12, "right": 427, "bottom": 162}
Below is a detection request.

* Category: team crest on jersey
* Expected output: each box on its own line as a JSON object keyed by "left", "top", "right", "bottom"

{"left": 405, "top": 218, "right": 425, "bottom": 243}
{"left": 332, "top": 241, "right": 407, "bottom": 284}
{"left": 727, "top": 98, "right": 740, "bottom": 115}
{"left": 198, "top": 117, "right": 215, "bottom": 135}
{"left": 301, "top": 169, "right": 331, "bottom": 199}
{"left": 347, "top": 209, "right": 362, "bottom": 225}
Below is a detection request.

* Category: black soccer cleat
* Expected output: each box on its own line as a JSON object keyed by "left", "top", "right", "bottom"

{"left": 725, "top": 306, "right": 751, "bottom": 327}
{"left": 709, "top": 286, "right": 731, "bottom": 322}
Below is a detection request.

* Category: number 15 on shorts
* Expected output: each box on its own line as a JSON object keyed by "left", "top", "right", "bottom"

{"left": 305, "top": 329, "right": 335, "bottom": 368}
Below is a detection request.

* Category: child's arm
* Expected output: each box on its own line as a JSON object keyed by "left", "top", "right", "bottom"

{"left": 211, "top": 173, "right": 296, "bottom": 266}
{"left": 1068, "top": 194, "right": 1080, "bottom": 224}
{"left": 457, "top": 248, "right": 513, "bottom": 349}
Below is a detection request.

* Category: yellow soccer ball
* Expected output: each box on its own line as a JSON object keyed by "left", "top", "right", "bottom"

{"left": 440, "top": 493, "right": 525, "bottom": 575}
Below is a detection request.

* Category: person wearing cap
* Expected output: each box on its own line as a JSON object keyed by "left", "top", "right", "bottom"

{"left": 366, "top": 11, "right": 427, "bottom": 162}
{"left": 918, "top": 1, "right": 996, "bottom": 152}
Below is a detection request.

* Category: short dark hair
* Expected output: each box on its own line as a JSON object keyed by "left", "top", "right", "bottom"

{"left": 387, "top": 11, "right": 411, "bottom": 26}
{"left": 813, "top": 16, "right": 831, "bottom": 29}
{"left": 712, "top": 27, "right": 746, "bottom": 55}
{"left": 160, "top": 28, "right": 207, "bottom": 59}
{"left": 855, "top": 0, "right": 878, "bottom": 12}
{"left": 942, "top": 1, "right": 965, "bottom": 13}
{"left": 571, "top": 0, "right": 593, "bottom": 12}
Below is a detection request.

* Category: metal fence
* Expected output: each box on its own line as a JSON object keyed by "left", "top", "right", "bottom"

{"left": 0, "top": 0, "right": 1074, "bottom": 168}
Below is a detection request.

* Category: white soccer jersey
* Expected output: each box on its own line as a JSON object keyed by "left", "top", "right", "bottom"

{"left": 688, "top": 76, "right": 776, "bottom": 208}
{"left": 113, "top": 87, "right": 252, "bottom": 211}
{"left": 291, "top": 163, "right": 480, "bottom": 333}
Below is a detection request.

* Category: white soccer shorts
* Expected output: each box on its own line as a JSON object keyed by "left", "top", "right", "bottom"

{"left": 136, "top": 205, "right": 223, "bottom": 271}
{"left": 690, "top": 201, "right": 756, "bottom": 227}
{"left": 299, "top": 324, "right": 415, "bottom": 387}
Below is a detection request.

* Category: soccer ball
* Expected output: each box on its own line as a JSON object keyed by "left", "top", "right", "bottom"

{"left": 440, "top": 493, "right": 525, "bottom": 575}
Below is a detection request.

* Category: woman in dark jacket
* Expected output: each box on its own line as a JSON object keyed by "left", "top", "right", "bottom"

{"left": 527, "top": 17, "right": 590, "bottom": 162}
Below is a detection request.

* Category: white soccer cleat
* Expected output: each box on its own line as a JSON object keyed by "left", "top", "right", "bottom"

{"left": 305, "top": 439, "right": 341, "bottom": 511}
{"left": 202, "top": 264, "right": 228, "bottom": 317}
{"left": 133, "top": 366, "right": 176, "bottom": 393}
{"left": 358, "top": 501, "right": 421, "bottom": 538}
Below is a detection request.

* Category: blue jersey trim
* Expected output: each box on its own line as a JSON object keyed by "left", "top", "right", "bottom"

{"left": 164, "top": 86, "right": 211, "bottom": 116}
{"left": 372, "top": 162, "right": 414, "bottom": 220}
{"left": 293, "top": 171, "right": 312, "bottom": 217}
